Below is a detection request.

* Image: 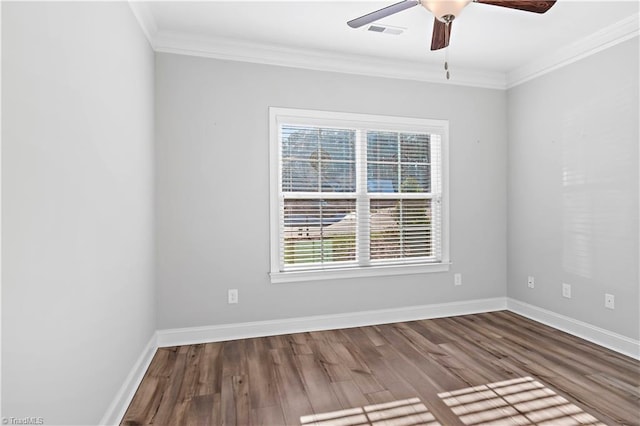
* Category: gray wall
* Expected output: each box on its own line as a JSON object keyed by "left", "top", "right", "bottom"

{"left": 507, "top": 38, "right": 639, "bottom": 340}
{"left": 2, "top": 2, "right": 156, "bottom": 424}
{"left": 155, "top": 53, "right": 508, "bottom": 329}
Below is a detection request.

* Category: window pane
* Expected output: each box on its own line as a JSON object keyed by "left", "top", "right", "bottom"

{"left": 400, "top": 199, "right": 432, "bottom": 258}
{"left": 319, "top": 128, "right": 355, "bottom": 162}
{"left": 283, "top": 199, "right": 356, "bottom": 265}
{"left": 319, "top": 160, "right": 356, "bottom": 192}
{"left": 368, "top": 163, "right": 398, "bottom": 192}
{"left": 400, "top": 133, "right": 430, "bottom": 163}
{"left": 367, "top": 131, "right": 398, "bottom": 162}
{"left": 282, "top": 125, "right": 355, "bottom": 192}
{"left": 368, "top": 131, "right": 431, "bottom": 193}
{"left": 282, "top": 125, "right": 317, "bottom": 160}
{"left": 370, "top": 199, "right": 432, "bottom": 260}
{"left": 400, "top": 164, "right": 430, "bottom": 193}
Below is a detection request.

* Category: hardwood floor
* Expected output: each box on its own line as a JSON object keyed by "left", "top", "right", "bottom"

{"left": 121, "top": 311, "right": 640, "bottom": 425}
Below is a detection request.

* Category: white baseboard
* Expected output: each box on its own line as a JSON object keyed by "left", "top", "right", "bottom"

{"left": 100, "top": 332, "right": 158, "bottom": 426}
{"left": 156, "top": 297, "right": 507, "bottom": 347}
{"left": 101, "top": 297, "right": 637, "bottom": 425}
{"left": 507, "top": 298, "right": 640, "bottom": 360}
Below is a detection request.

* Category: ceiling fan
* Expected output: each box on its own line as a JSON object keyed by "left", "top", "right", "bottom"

{"left": 347, "top": 0, "right": 557, "bottom": 51}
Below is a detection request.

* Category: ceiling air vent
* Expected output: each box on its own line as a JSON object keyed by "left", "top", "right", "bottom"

{"left": 367, "top": 24, "right": 404, "bottom": 35}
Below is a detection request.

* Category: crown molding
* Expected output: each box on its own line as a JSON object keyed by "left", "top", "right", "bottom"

{"left": 128, "top": 1, "right": 158, "bottom": 49}
{"left": 153, "top": 31, "right": 507, "bottom": 89}
{"left": 128, "top": 1, "right": 638, "bottom": 91}
{"left": 125, "top": 0, "right": 505, "bottom": 89}
{"left": 507, "top": 13, "right": 640, "bottom": 88}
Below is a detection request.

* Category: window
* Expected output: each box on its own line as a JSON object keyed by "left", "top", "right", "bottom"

{"left": 269, "top": 108, "right": 449, "bottom": 283}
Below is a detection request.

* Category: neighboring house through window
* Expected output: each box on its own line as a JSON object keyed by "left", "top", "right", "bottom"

{"left": 269, "top": 107, "right": 449, "bottom": 283}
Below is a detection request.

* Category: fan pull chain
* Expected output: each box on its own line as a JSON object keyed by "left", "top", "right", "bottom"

{"left": 444, "top": 21, "right": 450, "bottom": 80}
{"left": 444, "top": 48, "right": 450, "bottom": 80}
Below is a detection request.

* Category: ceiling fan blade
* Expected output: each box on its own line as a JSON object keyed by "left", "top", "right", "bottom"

{"left": 347, "top": 0, "right": 419, "bottom": 28}
{"left": 474, "top": 0, "right": 557, "bottom": 14}
{"left": 431, "top": 18, "right": 451, "bottom": 50}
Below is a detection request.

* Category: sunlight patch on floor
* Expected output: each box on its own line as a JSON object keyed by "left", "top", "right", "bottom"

{"left": 300, "top": 397, "right": 440, "bottom": 426}
{"left": 438, "top": 376, "right": 605, "bottom": 425}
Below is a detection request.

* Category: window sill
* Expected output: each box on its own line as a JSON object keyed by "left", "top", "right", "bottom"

{"left": 270, "top": 262, "right": 451, "bottom": 283}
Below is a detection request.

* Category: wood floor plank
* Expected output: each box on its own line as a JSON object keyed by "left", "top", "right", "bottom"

{"left": 295, "top": 353, "right": 343, "bottom": 414}
{"left": 333, "top": 333, "right": 386, "bottom": 395}
{"left": 270, "top": 347, "right": 314, "bottom": 424}
{"left": 364, "top": 389, "right": 395, "bottom": 404}
{"left": 307, "top": 338, "right": 353, "bottom": 383}
{"left": 438, "top": 341, "right": 506, "bottom": 386}
{"left": 150, "top": 346, "right": 189, "bottom": 426}
{"left": 232, "top": 375, "right": 250, "bottom": 425}
{"left": 405, "top": 318, "right": 453, "bottom": 346}
{"left": 145, "top": 346, "right": 177, "bottom": 378}
{"left": 330, "top": 380, "right": 370, "bottom": 409}
{"left": 339, "top": 345, "right": 386, "bottom": 394}
{"left": 399, "top": 321, "right": 498, "bottom": 387}
{"left": 183, "top": 394, "right": 214, "bottom": 426}
{"left": 330, "top": 341, "right": 362, "bottom": 370}
{"left": 197, "top": 342, "right": 223, "bottom": 396}
{"left": 339, "top": 329, "right": 405, "bottom": 390}
{"left": 120, "top": 376, "right": 163, "bottom": 426}
{"left": 221, "top": 340, "right": 247, "bottom": 378}
{"left": 246, "top": 337, "right": 279, "bottom": 409}
{"left": 211, "top": 391, "right": 222, "bottom": 425}
{"left": 220, "top": 374, "right": 236, "bottom": 425}
{"left": 251, "top": 404, "right": 286, "bottom": 426}
{"left": 376, "top": 322, "right": 468, "bottom": 391}
{"left": 287, "top": 332, "right": 314, "bottom": 355}
{"left": 586, "top": 372, "right": 640, "bottom": 400}
{"left": 122, "top": 312, "right": 640, "bottom": 426}
{"left": 361, "top": 325, "right": 387, "bottom": 347}
{"left": 183, "top": 344, "right": 205, "bottom": 400}
{"left": 374, "top": 345, "right": 467, "bottom": 425}
{"left": 264, "top": 334, "right": 288, "bottom": 349}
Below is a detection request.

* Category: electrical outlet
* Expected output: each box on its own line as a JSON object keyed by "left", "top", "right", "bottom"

{"left": 454, "top": 273, "right": 462, "bottom": 286}
{"left": 562, "top": 283, "right": 571, "bottom": 299}
{"left": 228, "top": 289, "right": 238, "bottom": 304}
{"left": 605, "top": 293, "right": 615, "bottom": 310}
{"left": 527, "top": 276, "right": 535, "bottom": 289}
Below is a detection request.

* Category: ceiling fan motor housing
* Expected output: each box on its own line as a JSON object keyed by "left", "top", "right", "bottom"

{"left": 420, "top": 0, "right": 473, "bottom": 21}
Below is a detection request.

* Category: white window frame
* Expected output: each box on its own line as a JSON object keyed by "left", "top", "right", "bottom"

{"left": 269, "top": 107, "right": 450, "bottom": 283}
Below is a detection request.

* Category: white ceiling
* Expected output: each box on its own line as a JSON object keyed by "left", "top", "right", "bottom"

{"left": 132, "top": 1, "right": 640, "bottom": 88}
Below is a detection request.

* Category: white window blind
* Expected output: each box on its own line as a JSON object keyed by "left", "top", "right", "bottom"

{"left": 270, "top": 108, "right": 449, "bottom": 283}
